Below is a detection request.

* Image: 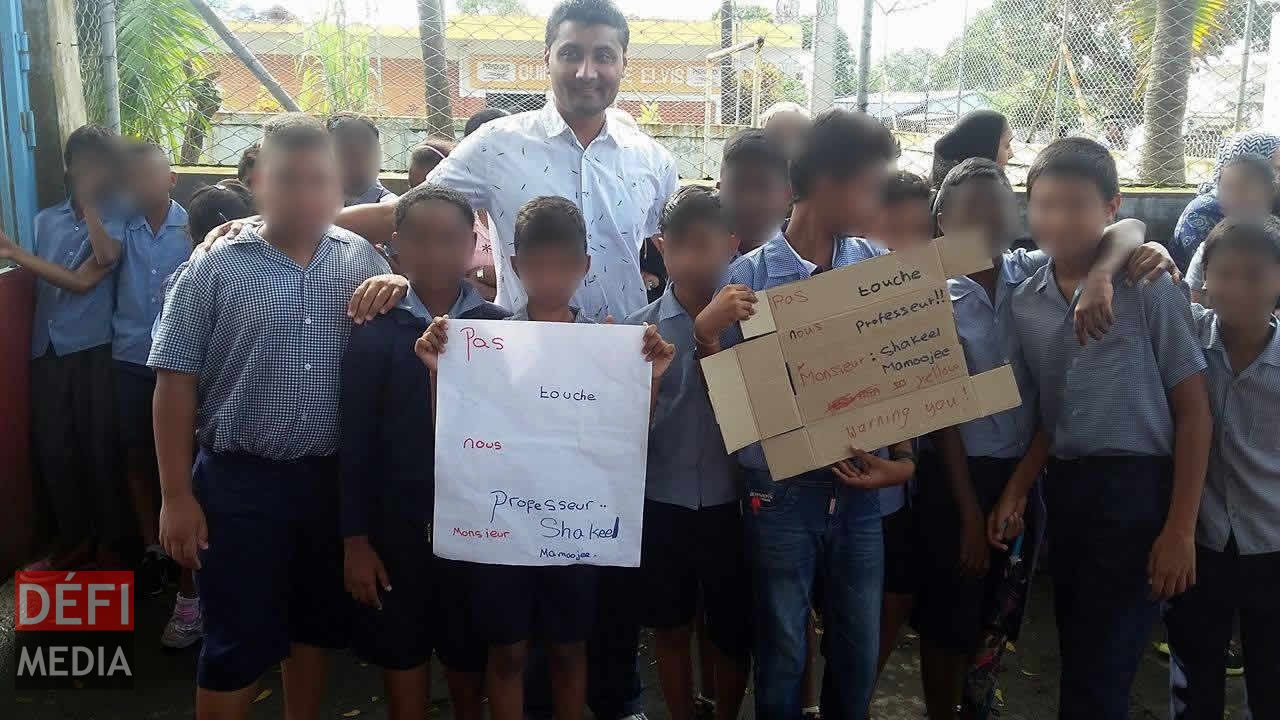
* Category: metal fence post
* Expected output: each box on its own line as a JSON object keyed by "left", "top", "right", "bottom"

{"left": 99, "top": 0, "right": 121, "bottom": 132}
{"left": 856, "top": 0, "right": 872, "bottom": 113}
{"left": 1051, "top": 1, "right": 1069, "bottom": 137}
{"left": 1235, "top": 0, "right": 1257, "bottom": 131}
{"left": 811, "top": 0, "right": 837, "bottom": 113}
{"left": 956, "top": 0, "right": 968, "bottom": 118}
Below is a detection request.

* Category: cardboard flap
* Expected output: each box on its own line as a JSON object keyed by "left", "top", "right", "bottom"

{"left": 739, "top": 297, "right": 776, "bottom": 339}
{"left": 936, "top": 231, "right": 994, "bottom": 278}
{"left": 734, "top": 335, "right": 803, "bottom": 439}
{"left": 761, "top": 429, "right": 818, "bottom": 482}
{"left": 701, "top": 348, "right": 761, "bottom": 452}
{"left": 971, "top": 364, "right": 1022, "bottom": 416}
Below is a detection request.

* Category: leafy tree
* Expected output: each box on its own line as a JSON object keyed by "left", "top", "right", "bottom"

{"left": 801, "top": 18, "right": 856, "bottom": 97}
{"left": 457, "top": 0, "right": 527, "bottom": 15}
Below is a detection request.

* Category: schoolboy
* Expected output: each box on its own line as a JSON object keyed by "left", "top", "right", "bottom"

{"left": 236, "top": 143, "right": 260, "bottom": 190}
{"left": 871, "top": 170, "right": 933, "bottom": 251}
{"left": 415, "top": 195, "right": 674, "bottom": 720}
{"left": 917, "top": 158, "right": 1169, "bottom": 719}
{"left": 327, "top": 111, "right": 397, "bottom": 206}
{"left": 693, "top": 109, "right": 911, "bottom": 719}
{"left": 1185, "top": 153, "right": 1278, "bottom": 305}
{"left": 109, "top": 142, "right": 192, "bottom": 598}
{"left": 992, "top": 138, "right": 1212, "bottom": 720}
{"left": 623, "top": 186, "right": 749, "bottom": 720}
{"left": 2, "top": 124, "right": 128, "bottom": 571}
{"left": 149, "top": 114, "right": 393, "bottom": 719}
{"left": 341, "top": 184, "right": 504, "bottom": 720}
{"left": 406, "top": 138, "right": 453, "bottom": 189}
{"left": 1165, "top": 216, "right": 1280, "bottom": 719}
{"left": 718, "top": 128, "right": 791, "bottom": 255}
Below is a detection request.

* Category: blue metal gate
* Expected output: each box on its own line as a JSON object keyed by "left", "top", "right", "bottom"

{"left": 0, "top": 0, "right": 36, "bottom": 249}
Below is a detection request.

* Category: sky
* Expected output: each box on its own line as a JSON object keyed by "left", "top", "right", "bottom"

{"left": 233, "top": 0, "right": 995, "bottom": 55}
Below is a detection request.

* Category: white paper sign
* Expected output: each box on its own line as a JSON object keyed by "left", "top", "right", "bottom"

{"left": 433, "top": 319, "right": 651, "bottom": 567}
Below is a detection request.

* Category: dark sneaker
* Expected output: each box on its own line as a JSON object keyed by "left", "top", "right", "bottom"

{"left": 1226, "top": 640, "right": 1244, "bottom": 677}
{"left": 138, "top": 547, "right": 169, "bottom": 598}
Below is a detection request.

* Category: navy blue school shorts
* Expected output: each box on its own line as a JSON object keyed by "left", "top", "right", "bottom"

{"left": 192, "top": 450, "right": 351, "bottom": 691}
{"left": 913, "top": 453, "right": 1033, "bottom": 652}
{"left": 113, "top": 361, "right": 156, "bottom": 452}
{"left": 882, "top": 503, "right": 918, "bottom": 596}
{"left": 350, "top": 526, "right": 486, "bottom": 673}
{"left": 469, "top": 562, "right": 598, "bottom": 646}
{"left": 639, "top": 499, "right": 752, "bottom": 659}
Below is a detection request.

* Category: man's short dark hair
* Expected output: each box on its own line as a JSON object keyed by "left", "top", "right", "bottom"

{"left": 1202, "top": 215, "right": 1280, "bottom": 269}
{"left": 1026, "top": 137, "right": 1119, "bottom": 200}
{"left": 660, "top": 186, "right": 723, "bottom": 236}
{"left": 1221, "top": 152, "right": 1278, "bottom": 189}
{"left": 721, "top": 129, "right": 787, "bottom": 179}
{"left": 237, "top": 143, "right": 260, "bottom": 182}
{"left": 545, "top": 0, "right": 629, "bottom": 50}
{"left": 261, "top": 113, "right": 334, "bottom": 159}
{"left": 64, "top": 123, "right": 120, "bottom": 169}
{"left": 325, "top": 111, "right": 380, "bottom": 142}
{"left": 883, "top": 170, "right": 931, "bottom": 206}
{"left": 932, "top": 158, "right": 1011, "bottom": 218}
{"left": 395, "top": 183, "right": 475, "bottom": 230}
{"left": 514, "top": 196, "right": 587, "bottom": 256}
{"left": 188, "top": 181, "right": 254, "bottom": 241}
{"left": 465, "top": 108, "right": 511, "bottom": 137}
{"left": 789, "top": 110, "right": 897, "bottom": 199}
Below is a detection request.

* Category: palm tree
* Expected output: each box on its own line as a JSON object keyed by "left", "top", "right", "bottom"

{"left": 1120, "top": 0, "right": 1228, "bottom": 184}
{"left": 418, "top": 0, "right": 454, "bottom": 137}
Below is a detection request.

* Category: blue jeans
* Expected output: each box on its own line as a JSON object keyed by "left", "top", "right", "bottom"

{"left": 744, "top": 470, "right": 883, "bottom": 720}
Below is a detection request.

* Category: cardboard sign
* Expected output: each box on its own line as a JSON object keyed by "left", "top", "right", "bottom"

{"left": 433, "top": 319, "right": 651, "bottom": 567}
{"left": 701, "top": 234, "right": 1022, "bottom": 481}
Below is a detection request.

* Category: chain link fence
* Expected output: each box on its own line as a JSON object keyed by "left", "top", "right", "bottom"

{"left": 71, "top": 0, "right": 1280, "bottom": 186}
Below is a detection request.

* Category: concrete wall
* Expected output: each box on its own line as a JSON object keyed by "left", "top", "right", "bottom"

{"left": 22, "top": 0, "right": 88, "bottom": 208}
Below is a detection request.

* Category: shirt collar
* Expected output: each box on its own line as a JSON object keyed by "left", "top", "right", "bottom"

{"left": 656, "top": 282, "right": 690, "bottom": 322}
{"left": 948, "top": 254, "right": 1021, "bottom": 302}
{"left": 1033, "top": 258, "right": 1056, "bottom": 294}
{"left": 398, "top": 282, "right": 486, "bottom": 321}
{"left": 538, "top": 102, "right": 615, "bottom": 148}
{"left": 1203, "top": 312, "right": 1280, "bottom": 368}
{"left": 510, "top": 304, "right": 590, "bottom": 322}
{"left": 762, "top": 230, "right": 818, "bottom": 279}
{"left": 229, "top": 224, "right": 350, "bottom": 245}
{"left": 126, "top": 200, "right": 187, "bottom": 231}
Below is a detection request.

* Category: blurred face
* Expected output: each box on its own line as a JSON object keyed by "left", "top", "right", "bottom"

{"left": 392, "top": 200, "right": 476, "bottom": 292}
{"left": 719, "top": 162, "right": 790, "bottom": 251}
{"left": 873, "top": 198, "right": 933, "bottom": 252}
{"left": 128, "top": 151, "right": 176, "bottom": 210}
{"left": 937, "top": 177, "right": 1020, "bottom": 256}
{"left": 1217, "top": 164, "right": 1274, "bottom": 217}
{"left": 512, "top": 244, "right": 591, "bottom": 309}
{"left": 1203, "top": 245, "right": 1280, "bottom": 327}
{"left": 68, "top": 151, "right": 115, "bottom": 203}
{"left": 1027, "top": 175, "right": 1121, "bottom": 263}
{"left": 408, "top": 161, "right": 431, "bottom": 190}
{"left": 334, "top": 130, "right": 380, "bottom": 197}
{"left": 811, "top": 165, "right": 890, "bottom": 235}
{"left": 257, "top": 144, "right": 343, "bottom": 238}
{"left": 659, "top": 219, "right": 737, "bottom": 292}
{"left": 764, "top": 112, "right": 811, "bottom": 157}
{"left": 546, "top": 22, "right": 625, "bottom": 120}
{"left": 996, "top": 124, "right": 1014, "bottom": 167}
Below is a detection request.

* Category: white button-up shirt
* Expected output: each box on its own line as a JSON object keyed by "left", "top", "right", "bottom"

{"left": 426, "top": 103, "right": 678, "bottom": 321}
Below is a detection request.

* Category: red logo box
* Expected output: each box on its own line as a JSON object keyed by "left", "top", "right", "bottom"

{"left": 15, "top": 571, "right": 134, "bottom": 632}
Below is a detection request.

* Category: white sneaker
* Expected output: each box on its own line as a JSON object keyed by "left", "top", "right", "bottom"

{"left": 161, "top": 595, "right": 204, "bottom": 649}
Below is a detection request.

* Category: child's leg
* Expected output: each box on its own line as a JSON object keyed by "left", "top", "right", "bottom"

{"left": 801, "top": 614, "right": 820, "bottom": 712}
{"left": 918, "top": 639, "right": 966, "bottom": 720}
{"left": 442, "top": 669, "right": 485, "bottom": 720}
{"left": 382, "top": 665, "right": 430, "bottom": 720}
{"left": 876, "top": 505, "right": 917, "bottom": 677}
{"left": 281, "top": 643, "right": 330, "bottom": 719}
{"left": 1165, "top": 544, "right": 1232, "bottom": 719}
{"left": 547, "top": 641, "right": 588, "bottom": 720}
{"left": 195, "top": 684, "right": 259, "bottom": 719}
{"left": 654, "top": 624, "right": 696, "bottom": 720}
{"left": 1238, "top": 550, "right": 1280, "bottom": 719}
{"left": 697, "top": 502, "right": 752, "bottom": 720}
{"left": 486, "top": 640, "right": 529, "bottom": 720}
{"left": 711, "top": 644, "right": 750, "bottom": 720}
{"left": 30, "top": 351, "right": 91, "bottom": 562}
{"left": 695, "top": 608, "right": 716, "bottom": 706}
{"left": 876, "top": 592, "right": 913, "bottom": 674}
{"left": 115, "top": 364, "right": 160, "bottom": 547}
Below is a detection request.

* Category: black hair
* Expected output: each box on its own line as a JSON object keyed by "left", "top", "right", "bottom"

{"left": 1220, "top": 152, "right": 1278, "bottom": 190}
{"left": 465, "top": 108, "right": 511, "bottom": 137}
{"left": 1026, "top": 137, "right": 1119, "bottom": 200}
{"left": 1201, "top": 215, "right": 1280, "bottom": 270}
{"left": 514, "top": 196, "right": 587, "bottom": 256}
{"left": 188, "top": 181, "right": 254, "bottom": 241}
{"left": 721, "top": 128, "right": 788, "bottom": 179}
{"left": 545, "top": 0, "right": 629, "bottom": 50}
{"left": 660, "top": 186, "right": 723, "bottom": 236}
{"left": 325, "top": 111, "right": 380, "bottom": 142}
{"left": 237, "top": 143, "right": 260, "bottom": 182}
{"left": 789, "top": 109, "right": 897, "bottom": 200}
{"left": 410, "top": 138, "right": 454, "bottom": 169}
{"left": 883, "top": 170, "right": 932, "bottom": 206}
{"left": 125, "top": 139, "right": 170, "bottom": 164}
{"left": 260, "top": 113, "right": 334, "bottom": 158}
{"left": 64, "top": 123, "right": 120, "bottom": 169}
{"left": 394, "top": 183, "right": 475, "bottom": 230}
{"left": 932, "top": 158, "right": 1012, "bottom": 218}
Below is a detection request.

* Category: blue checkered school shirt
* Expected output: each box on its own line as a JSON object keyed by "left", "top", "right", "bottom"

{"left": 719, "top": 230, "right": 889, "bottom": 476}
{"left": 148, "top": 224, "right": 391, "bottom": 460}
{"left": 1192, "top": 305, "right": 1280, "bottom": 555}
{"left": 1010, "top": 262, "right": 1206, "bottom": 459}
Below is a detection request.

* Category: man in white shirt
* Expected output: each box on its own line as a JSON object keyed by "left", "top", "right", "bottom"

{"left": 335, "top": 0, "right": 678, "bottom": 322}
